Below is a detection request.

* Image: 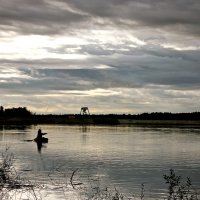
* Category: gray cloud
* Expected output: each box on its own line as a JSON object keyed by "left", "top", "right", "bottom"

{"left": 0, "top": 0, "right": 200, "bottom": 36}
{"left": 0, "top": 0, "right": 89, "bottom": 35}
{"left": 0, "top": 0, "right": 200, "bottom": 113}
{"left": 66, "top": 0, "right": 200, "bottom": 35}
{"left": 1, "top": 43, "right": 199, "bottom": 96}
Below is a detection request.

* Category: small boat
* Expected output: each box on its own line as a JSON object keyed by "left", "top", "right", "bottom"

{"left": 34, "top": 137, "right": 48, "bottom": 143}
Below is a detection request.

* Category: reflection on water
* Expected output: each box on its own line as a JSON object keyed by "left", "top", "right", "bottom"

{"left": 0, "top": 124, "right": 31, "bottom": 131}
{"left": 35, "top": 141, "right": 48, "bottom": 153}
{"left": 0, "top": 124, "right": 200, "bottom": 199}
{"left": 80, "top": 125, "right": 90, "bottom": 133}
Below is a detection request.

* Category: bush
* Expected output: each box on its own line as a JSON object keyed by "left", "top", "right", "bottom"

{"left": 163, "top": 169, "right": 198, "bottom": 200}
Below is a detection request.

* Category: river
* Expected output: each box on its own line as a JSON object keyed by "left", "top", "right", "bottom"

{"left": 0, "top": 124, "right": 200, "bottom": 199}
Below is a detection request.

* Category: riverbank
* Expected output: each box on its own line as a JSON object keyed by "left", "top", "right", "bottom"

{"left": 119, "top": 119, "right": 200, "bottom": 125}
{"left": 1, "top": 115, "right": 200, "bottom": 126}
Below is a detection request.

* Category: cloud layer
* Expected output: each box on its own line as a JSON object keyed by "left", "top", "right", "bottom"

{"left": 0, "top": 0, "right": 200, "bottom": 113}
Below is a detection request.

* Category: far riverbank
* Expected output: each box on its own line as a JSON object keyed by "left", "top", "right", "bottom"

{"left": 1, "top": 108, "right": 200, "bottom": 125}
{"left": 1, "top": 115, "right": 200, "bottom": 126}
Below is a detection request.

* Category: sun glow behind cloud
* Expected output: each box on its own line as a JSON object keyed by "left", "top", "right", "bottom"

{"left": 85, "top": 29, "right": 146, "bottom": 47}
{"left": 0, "top": 35, "right": 88, "bottom": 60}
{"left": 33, "top": 88, "right": 120, "bottom": 97}
{"left": 0, "top": 28, "right": 149, "bottom": 61}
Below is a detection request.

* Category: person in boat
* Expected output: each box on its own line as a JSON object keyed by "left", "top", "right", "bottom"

{"left": 34, "top": 129, "right": 48, "bottom": 153}
{"left": 35, "top": 129, "right": 48, "bottom": 142}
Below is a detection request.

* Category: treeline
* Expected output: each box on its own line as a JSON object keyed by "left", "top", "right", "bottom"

{"left": 34, "top": 112, "right": 200, "bottom": 120}
{"left": 0, "top": 106, "right": 200, "bottom": 120}
{"left": 103, "top": 112, "right": 200, "bottom": 120}
{"left": 0, "top": 106, "right": 32, "bottom": 117}
{"left": 31, "top": 112, "right": 200, "bottom": 125}
{"left": 0, "top": 106, "right": 200, "bottom": 125}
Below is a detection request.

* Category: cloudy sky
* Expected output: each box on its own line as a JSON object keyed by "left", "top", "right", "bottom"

{"left": 0, "top": 0, "right": 200, "bottom": 114}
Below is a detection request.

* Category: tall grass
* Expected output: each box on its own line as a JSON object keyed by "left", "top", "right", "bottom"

{"left": 0, "top": 148, "right": 42, "bottom": 200}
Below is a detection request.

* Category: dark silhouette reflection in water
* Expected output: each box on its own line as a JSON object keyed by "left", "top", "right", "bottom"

{"left": 35, "top": 140, "right": 47, "bottom": 153}
{"left": 80, "top": 125, "right": 90, "bottom": 133}
{"left": 80, "top": 125, "right": 90, "bottom": 145}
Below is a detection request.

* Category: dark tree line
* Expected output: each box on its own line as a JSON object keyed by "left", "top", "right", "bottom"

{"left": 0, "top": 106, "right": 32, "bottom": 117}
{"left": 83, "top": 112, "right": 200, "bottom": 120}
{"left": 0, "top": 106, "right": 200, "bottom": 121}
{"left": 131, "top": 112, "right": 200, "bottom": 120}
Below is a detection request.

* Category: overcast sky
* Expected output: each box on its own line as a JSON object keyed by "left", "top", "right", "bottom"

{"left": 0, "top": 0, "right": 200, "bottom": 114}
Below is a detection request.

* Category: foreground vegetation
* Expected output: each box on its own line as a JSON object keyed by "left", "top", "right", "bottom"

{"left": 0, "top": 148, "right": 43, "bottom": 199}
{"left": 0, "top": 149, "right": 199, "bottom": 200}
{"left": 0, "top": 106, "right": 200, "bottom": 125}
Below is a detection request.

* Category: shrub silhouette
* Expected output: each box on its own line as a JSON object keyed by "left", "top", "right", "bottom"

{"left": 163, "top": 169, "right": 198, "bottom": 200}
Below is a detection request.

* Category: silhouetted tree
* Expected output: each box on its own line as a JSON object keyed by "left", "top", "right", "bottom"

{"left": 0, "top": 106, "right": 4, "bottom": 117}
{"left": 4, "top": 107, "right": 32, "bottom": 117}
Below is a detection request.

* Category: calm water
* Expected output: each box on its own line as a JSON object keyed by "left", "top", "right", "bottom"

{"left": 0, "top": 124, "right": 200, "bottom": 199}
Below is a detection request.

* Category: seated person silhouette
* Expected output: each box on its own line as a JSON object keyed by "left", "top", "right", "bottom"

{"left": 34, "top": 129, "right": 48, "bottom": 143}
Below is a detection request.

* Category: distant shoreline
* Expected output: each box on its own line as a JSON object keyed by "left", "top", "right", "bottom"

{"left": 119, "top": 119, "right": 200, "bottom": 125}
{"left": 1, "top": 108, "right": 200, "bottom": 125}
{"left": 1, "top": 115, "right": 200, "bottom": 126}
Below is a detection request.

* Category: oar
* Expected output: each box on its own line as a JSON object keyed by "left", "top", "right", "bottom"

{"left": 23, "top": 139, "right": 34, "bottom": 142}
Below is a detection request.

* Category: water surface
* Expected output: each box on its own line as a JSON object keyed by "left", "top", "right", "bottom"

{"left": 0, "top": 125, "right": 200, "bottom": 199}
